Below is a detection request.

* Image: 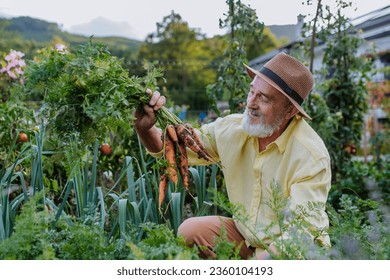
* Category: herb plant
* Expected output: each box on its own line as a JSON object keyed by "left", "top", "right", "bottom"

{"left": 19, "top": 41, "right": 180, "bottom": 145}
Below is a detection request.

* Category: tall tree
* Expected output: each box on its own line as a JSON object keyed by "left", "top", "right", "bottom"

{"left": 206, "top": 0, "right": 264, "bottom": 114}
{"left": 245, "top": 27, "right": 282, "bottom": 61}
{"left": 136, "top": 11, "right": 218, "bottom": 111}
{"left": 302, "top": 0, "right": 373, "bottom": 178}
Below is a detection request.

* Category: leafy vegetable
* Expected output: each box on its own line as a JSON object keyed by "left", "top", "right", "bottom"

{"left": 20, "top": 40, "right": 179, "bottom": 144}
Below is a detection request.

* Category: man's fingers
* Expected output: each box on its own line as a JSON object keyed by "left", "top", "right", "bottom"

{"left": 154, "top": 95, "right": 166, "bottom": 110}
{"left": 145, "top": 88, "right": 153, "bottom": 96}
{"left": 148, "top": 90, "right": 165, "bottom": 110}
{"left": 148, "top": 90, "right": 160, "bottom": 106}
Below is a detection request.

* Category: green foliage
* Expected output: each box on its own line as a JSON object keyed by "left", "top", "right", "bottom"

{"left": 0, "top": 125, "right": 46, "bottom": 240}
{"left": 0, "top": 193, "right": 56, "bottom": 260}
{"left": 0, "top": 50, "right": 37, "bottom": 162}
{"left": 370, "top": 129, "right": 390, "bottom": 163}
{"left": 298, "top": 4, "right": 388, "bottom": 260}
{"left": 188, "top": 165, "right": 219, "bottom": 216}
{"left": 17, "top": 40, "right": 163, "bottom": 146}
{"left": 125, "top": 223, "right": 199, "bottom": 260}
{"left": 262, "top": 181, "right": 331, "bottom": 259}
{"left": 212, "top": 226, "right": 242, "bottom": 260}
{"left": 53, "top": 140, "right": 108, "bottom": 226}
{"left": 313, "top": 1, "right": 373, "bottom": 176}
{"left": 327, "top": 194, "right": 390, "bottom": 259}
{"left": 329, "top": 158, "right": 390, "bottom": 207}
{"left": 0, "top": 18, "right": 49, "bottom": 59}
{"left": 0, "top": 100, "right": 36, "bottom": 163}
{"left": 50, "top": 221, "right": 116, "bottom": 260}
{"left": 207, "top": 0, "right": 264, "bottom": 114}
{"left": 245, "top": 27, "right": 282, "bottom": 60}
{"left": 304, "top": 92, "right": 342, "bottom": 152}
{"left": 5, "top": 16, "right": 60, "bottom": 42}
{"left": 0, "top": 193, "right": 116, "bottom": 260}
{"left": 137, "top": 11, "right": 217, "bottom": 110}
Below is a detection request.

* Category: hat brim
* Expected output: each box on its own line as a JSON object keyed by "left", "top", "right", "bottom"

{"left": 244, "top": 64, "right": 311, "bottom": 119}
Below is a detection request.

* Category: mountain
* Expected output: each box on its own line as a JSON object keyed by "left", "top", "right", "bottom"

{"left": 2, "top": 16, "right": 64, "bottom": 41}
{"left": 68, "top": 17, "right": 137, "bottom": 39}
{"left": 0, "top": 16, "right": 142, "bottom": 59}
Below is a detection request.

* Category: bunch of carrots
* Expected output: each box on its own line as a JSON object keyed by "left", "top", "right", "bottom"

{"left": 158, "top": 122, "right": 212, "bottom": 207}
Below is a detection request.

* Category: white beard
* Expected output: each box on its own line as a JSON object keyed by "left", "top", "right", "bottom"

{"left": 241, "top": 108, "right": 284, "bottom": 138}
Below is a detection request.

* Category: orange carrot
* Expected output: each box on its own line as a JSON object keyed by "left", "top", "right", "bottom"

{"left": 158, "top": 173, "right": 168, "bottom": 207}
{"left": 175, "top": 124, "right": 211, "bottom": 161}
{"left": 184, "top": 123, "right": 211, "bottom": 158}
{"left": 166, "top": 124, "right": 178, "bottom": 143}
{"left": 165, "top": 133, "right": 178, "bottom": 185}
{"left": 177, "top": 140, "right": 189, "bottom": 190}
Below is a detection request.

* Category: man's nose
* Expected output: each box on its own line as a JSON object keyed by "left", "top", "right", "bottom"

{"left": 246, "top": 94, "right": 257, "bottom": 108}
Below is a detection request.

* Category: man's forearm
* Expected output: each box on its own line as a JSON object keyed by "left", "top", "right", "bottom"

{"left": 135, "top": 125, "right": 163, "bottom": 153}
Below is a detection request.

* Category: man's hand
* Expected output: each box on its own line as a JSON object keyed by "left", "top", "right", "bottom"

{"left": 134, "top": 89, "right": 166, "bottom": 153}
{"left": 134, "top": 89, "right": 166, "bottom": 131}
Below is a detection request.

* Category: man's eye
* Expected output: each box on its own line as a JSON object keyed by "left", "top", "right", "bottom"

{"left": 260, "top": 95, "right": 270, "bottom": 102}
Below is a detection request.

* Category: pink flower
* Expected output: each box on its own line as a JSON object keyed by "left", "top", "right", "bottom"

{"left": 1, "top": 49, "right": 26, "bottom": 81}
{"left": 7, "top": 60, "right": 17, "bottom": 68}
{"left": 5, "top": 50, "right": 25, "bottom": 61}
{"left": 15, "top": 67, "right": 24, "bottom": 75}
{"left": 55, "top": 44, "right": 67, "bottom": 53}
{"left": 7, "top": 70, "right": 17, "bottom": 79}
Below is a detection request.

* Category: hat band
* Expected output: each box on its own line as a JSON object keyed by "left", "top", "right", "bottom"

{"left": 259, "top": 67, "right": 304, "bottom": 105}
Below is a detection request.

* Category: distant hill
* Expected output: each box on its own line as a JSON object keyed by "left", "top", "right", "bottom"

{"left": 68, "top": 17, "right": 137, "bottom": 39}
{"left": 0, "top": 16, "right": 142, "bottom": 59}
{"left": 3, "top": 16, "right": 64, "bottom": 41}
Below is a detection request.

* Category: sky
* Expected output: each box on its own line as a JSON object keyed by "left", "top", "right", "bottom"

{"left": 1, "top": 0, "right": 389, "bottom": 40}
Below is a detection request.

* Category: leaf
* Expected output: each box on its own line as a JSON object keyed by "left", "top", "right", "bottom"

{"left": 20, "top": 40, "right": 165, "bottom": 146}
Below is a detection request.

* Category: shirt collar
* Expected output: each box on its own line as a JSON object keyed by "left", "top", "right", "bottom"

{"left": 273, "top": 115, "right": 301, "bottom": 153}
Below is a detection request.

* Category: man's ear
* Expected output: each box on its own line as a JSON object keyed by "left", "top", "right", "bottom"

{"left": 285, "top": 105, "right": 299, "bottom": 120}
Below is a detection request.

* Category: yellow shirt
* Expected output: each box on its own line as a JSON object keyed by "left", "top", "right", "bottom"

{"left": 187, "top": 114, "right": 331, "bottom": 248}
{"left": 150, "top": 114, "right": 331, "bottom": 249}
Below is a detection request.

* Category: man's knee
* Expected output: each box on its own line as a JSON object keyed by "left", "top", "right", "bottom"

{"left": 178, "top": 217, "right": 203, "bottom": 244}
{"left": 178, "top": 216, "right": 225, "bottom": 258}
{"left": 178, "top": 216, "right": 227, "bottom": 245}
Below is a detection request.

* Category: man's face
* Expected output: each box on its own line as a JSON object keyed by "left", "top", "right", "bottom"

{"left": 242, "top": 76, "right": 290, "bottom": 138}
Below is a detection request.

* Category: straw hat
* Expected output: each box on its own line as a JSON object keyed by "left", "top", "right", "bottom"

{"left": 244, "top": 52, "right": 313, "bottom": 119}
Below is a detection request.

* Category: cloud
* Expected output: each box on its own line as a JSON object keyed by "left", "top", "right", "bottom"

{"left": 67, "top": 16, "right": 136, "bottom": 39}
